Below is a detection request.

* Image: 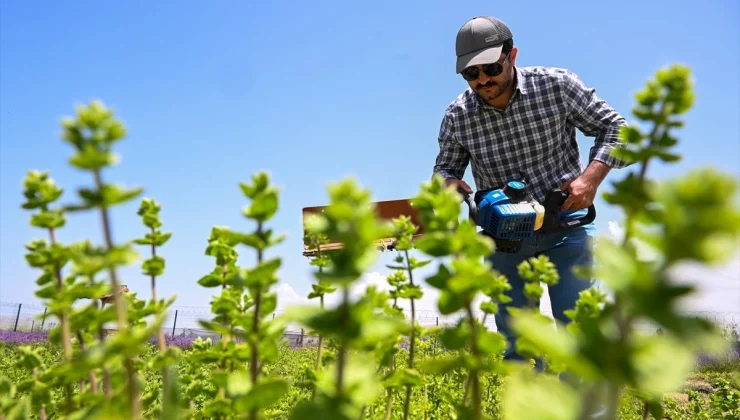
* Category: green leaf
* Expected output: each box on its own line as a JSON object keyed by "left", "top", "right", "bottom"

{"left": 291, "top": 401, "right": 354, "bottom": 420}
{"left": 241, "top": 257, "right": 281, "bottom": 288}
{"left": 313, "top": 352, "right": 383, "bottom": 416}
{"left": 142, "top": 255, "right": 165, "bottom": 276}
{"left": 619, "top": 125, "right": 643, "bottom": 144}
{"left": 29, "top": 210, "right": 66, "bottom": 229}
{"left": 234, "top": 378, "right": 290, "bottom": 411}
{"left": 259, "top": 340, "right": 280, "bottom": 364}
{"left": 72, "top": 184, "right": 143, "bottom": 210}
{"left": 477, "top": 330, "right": 506, "bottom": 355}
{"left": 509, "top": 309, "right": 598, "bottom": 380}
{"left": 226, "top": 372, "right": 252, "bottom": 397}
{"left": 198, "top": 273, "right": 223, "bottom": 288}
{"left": 425, "top": 263, "right": 452, "bottom": 289}
{"left": 260, "top": 291, "right": 278, "bottom": 316}
{"left": 415, "top": 233, "right": 454, "bottom": 257}
{"left": 631, "top": 334, "right": 695, "bottom": 398}
{"left": 438, "top": 290, "right": 464, "bottom": 315}
{"left": 502, "top": 370, "right": 581, "bottom": 420}
{"left": 480, "top": 301, "right": 498, "bottom": 314}
{"left": 417, "top": 356, "right": 464, "bottom": 375}
{"left": 440, "top": 324, "right": 470, "bottom": 350}
{"left": 242, "top": 191, "right": 279, "bottom": 222}
{"left": 397, "top": 284, "right": 423, "bottom": 299}
{"left": 68, "top": 144, "right": 118, "bottom": 170}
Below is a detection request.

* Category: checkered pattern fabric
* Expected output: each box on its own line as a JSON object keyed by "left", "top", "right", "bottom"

{"left": 433, "top": 66, "right": 631, "bottom": 203}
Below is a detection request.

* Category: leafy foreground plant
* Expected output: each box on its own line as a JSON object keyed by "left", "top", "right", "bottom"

{"left": 501, "top": 64, "right": 740, "bottom": 420}
{"left": 2, "top": 63, "right": 739, "bottom": 420}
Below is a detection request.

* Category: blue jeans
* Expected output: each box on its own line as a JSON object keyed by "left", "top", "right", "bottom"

{"left": 486, "top": 208, "right": 597, "bottom": 368}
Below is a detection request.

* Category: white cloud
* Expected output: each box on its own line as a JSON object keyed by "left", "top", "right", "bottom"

{"left": 665, "top": 253, "right": 740, "bottom": 314}
{"left": 603, "top": 220, "right": 659, "bottom": 262}
{"left": 273, "top": 267, "right": 556, "bottom": 332}
{"left": 603, "top": 220, "right": 740, "bottom": 315}
{"left": 275, "top": 283, "right": 307, "bottom": 308}
{"left": 608, "top": 220, "right": 625, "bottom": 242}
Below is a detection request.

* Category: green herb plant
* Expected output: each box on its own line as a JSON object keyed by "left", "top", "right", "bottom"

{"left": 302, "top": 229, "right": 336, "bottom": 400}
{"left": 2, "top": 63, "right": 739, "bottom": 420}
{"left": 410, "top": 176, "right": 511, "bottom": 420}
{"left": 382, "top": 215, "right": 430, "bottom": 420}
{"left": 500, "top": 64, "right": 740, "bottom": 420}
{"left": 189, "top": 173, "right": 291, "bottom": 419}
{"left": 286, "top": 178, "right": 407, "bottom": 419}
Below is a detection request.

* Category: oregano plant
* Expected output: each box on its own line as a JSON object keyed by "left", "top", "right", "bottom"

{"left": 19, "top": 170, "right": 74, "bottom": 417}
{"left": 411, "top": 175, "right": 510, "bottom": 420}
{"left": 190, "top": 173, "right": 291, "bottom": 419}
{"left": 389, "top": 216, "right": 429, "bottom": 420}
{"left": 287, "top": 178, "right": 405, "bottom": 419}
{"left": 132, "top": 197, "right": 181, "bottom": 418}
{"left": 302, "top": 229, "right": 336, "bottom": 400}
{"left": 502, "top": 64, "right": 740, "bottom": 420}
{"left": 2, "top": 63, "right": 738, "bottom": 420}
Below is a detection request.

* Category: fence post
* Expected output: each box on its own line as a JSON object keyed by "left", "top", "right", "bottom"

{"left": 41, "top": 307, "right": 47, "bottom": 330}
{"left": 13, "top": 304, "right": 22, "bottom": 332}
{"left": 435, "top": 317, "right": 439, "bottom": 353}
{"left": 171, "top": 309, "right": 178, "bottom": 337}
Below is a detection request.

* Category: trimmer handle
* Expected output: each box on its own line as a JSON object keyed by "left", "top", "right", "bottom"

{"left": 539, "top": 189, "right": 596, "bottom": 234}
{"left": 456, "top": 187, "right": 478, "bottom": 222}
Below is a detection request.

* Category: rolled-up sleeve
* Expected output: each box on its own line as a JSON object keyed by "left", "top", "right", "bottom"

{"left": 562, "top": 70, "right": 632, "bottom": 169}
{"left": 433, "top": 109, "right": 469, "bottom": 179}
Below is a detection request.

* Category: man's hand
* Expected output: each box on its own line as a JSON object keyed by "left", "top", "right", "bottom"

{"left": 560, "top": 161, "right": 611, "bottom": 211}
{"left": 445, "top": 178, "right": 473, "bottom": 194}
{"left": 560, "top": 177, "right": 597, "bottom": 210}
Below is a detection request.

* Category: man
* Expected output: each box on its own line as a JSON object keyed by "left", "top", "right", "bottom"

{"left": 433, "top": 16, "right": 632, "bottom": 365}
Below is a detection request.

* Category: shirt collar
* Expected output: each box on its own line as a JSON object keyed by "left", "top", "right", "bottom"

{"left": 473, "top": 66, "right": 527, "bottom": 113}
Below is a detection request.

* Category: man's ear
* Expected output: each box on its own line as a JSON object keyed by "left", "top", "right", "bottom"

{"left": 509, "top": 47, "right": 518, "bottom": 65}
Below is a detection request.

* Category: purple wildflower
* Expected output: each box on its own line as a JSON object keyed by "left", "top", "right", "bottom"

{"left": 0, "top": 330, "right": 49, "bottom": 345}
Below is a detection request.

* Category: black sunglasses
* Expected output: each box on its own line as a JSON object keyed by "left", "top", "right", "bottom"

{"left": 461, "top": 52, "right": 510, "bottom": 81}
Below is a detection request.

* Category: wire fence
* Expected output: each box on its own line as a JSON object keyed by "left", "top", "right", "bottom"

{"left": 2, "top": 300, "right": 739, "bottom": 347}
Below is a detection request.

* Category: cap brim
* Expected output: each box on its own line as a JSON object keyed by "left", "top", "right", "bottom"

{"left": 456, "top": 44, "right": 503, "bottom": 74}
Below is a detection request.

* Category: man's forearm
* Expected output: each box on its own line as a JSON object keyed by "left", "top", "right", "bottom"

{"left": 582, "top": 160, "right": 611, "bottom": 188}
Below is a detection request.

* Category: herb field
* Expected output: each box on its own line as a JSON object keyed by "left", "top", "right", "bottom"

{"left": 1, "top": 331, "right": 739, "bottom": 419}
{"left": 1, "top": 64, "right": 739, "bottom": 420}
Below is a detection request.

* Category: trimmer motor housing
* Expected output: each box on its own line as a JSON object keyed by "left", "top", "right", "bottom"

{"left": 458, "top": 178, "right": 596, "bottom": 253}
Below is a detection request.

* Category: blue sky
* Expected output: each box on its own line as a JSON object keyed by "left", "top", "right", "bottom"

{"left": 2, "top": 1, "right": 739, "bottom": 322}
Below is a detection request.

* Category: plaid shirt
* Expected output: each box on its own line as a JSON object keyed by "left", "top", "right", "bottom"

{"left": 433, "top": 66, "right": 631, "bottom": 204}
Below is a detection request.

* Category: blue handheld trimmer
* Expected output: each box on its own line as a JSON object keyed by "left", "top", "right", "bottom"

{"left": 457, "top": 178, "right": 595, "bottom": 253}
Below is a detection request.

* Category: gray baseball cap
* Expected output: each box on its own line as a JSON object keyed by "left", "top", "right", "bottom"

{"left": 455, "top": 16, "right": 513, "bottom": 74}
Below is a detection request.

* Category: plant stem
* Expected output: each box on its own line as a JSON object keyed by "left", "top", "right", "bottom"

{"left": 46, "top": 226, "right": 74, "bottom": 413}
{"left": 642, "top": 402, "right": 650, "bottom": 419}
{"left": 312, "top": 293, "right": 325, "bottom": 401}
{"left": 89, "top": 282, "right": 113, "bottom": 401}
{"left": 93, "top": 169, "right": 139, "bottom": 419}
{"left": 76, "top": 331, "right": 98, "bottom": 394}
{"left": 336, "top": 287, "right": 350, "bottom": 398}
{"left": 384, "top": 386, "right": 394, "bottom": 420}
{"left": 248, "top": 221, "right": 264, "bottom": 420}
{"left": 217, "top": 263, "right": 230, "bottom": 402}
{"left": 150, "top": 226, "right": 167, "bottom": 353}
{"left": 312, "top": 244, "right": 325, "bottom": 402}
{"left": 33, "top": 367, "right": 47, "bottom": 420}
{"left": 403, "top": 249, "right": 416, "bottom": 420}
{"left": 577, "top": 384, "right": 599, "bottom": 420}
{"left": 465, "top": 303, "right": 482, "bottom": 420}
{"left": 149, "top": 225, "right": 170, "bottom": 407}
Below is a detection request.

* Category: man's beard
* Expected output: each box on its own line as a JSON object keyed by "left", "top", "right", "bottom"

{"left": 477, "top": 77, "right": 510, "bottom": 101}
